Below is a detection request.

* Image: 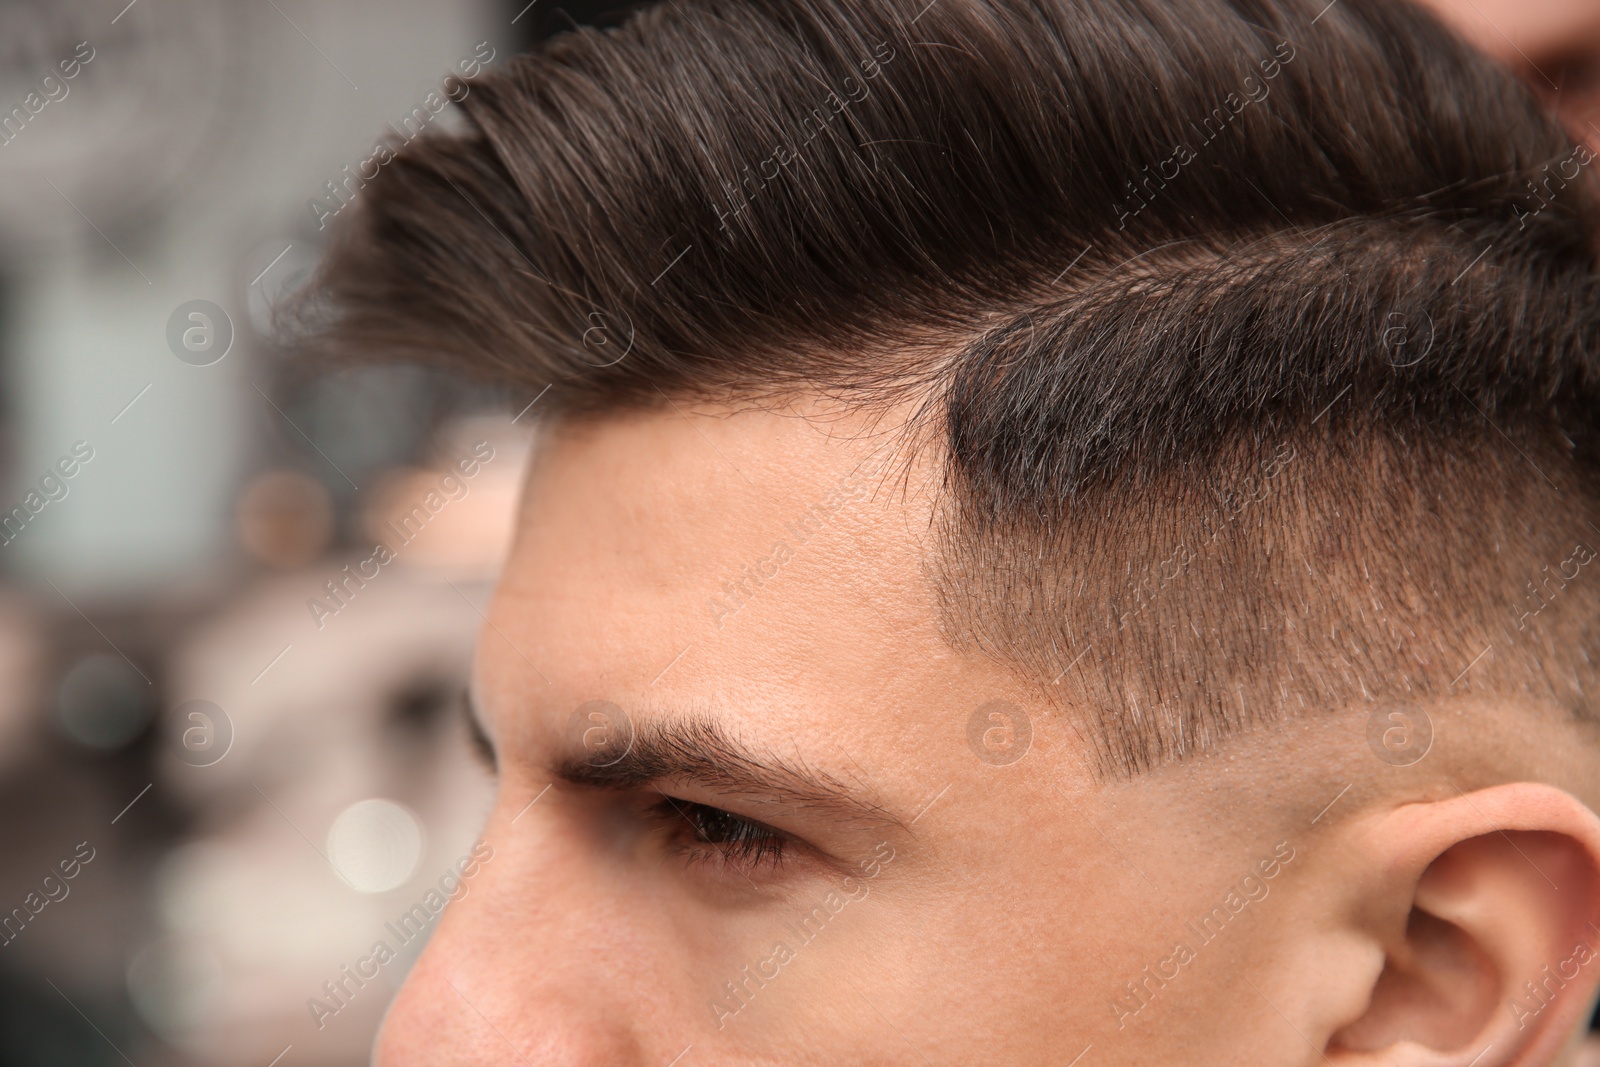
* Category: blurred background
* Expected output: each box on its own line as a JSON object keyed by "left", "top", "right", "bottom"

{"left": 0, "top": 2, "right": 647, "bottom": 1064}
{"left": 0, "top": 0, "right": 1594, "bottom": 1065}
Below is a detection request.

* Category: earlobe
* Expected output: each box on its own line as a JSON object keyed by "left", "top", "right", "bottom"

{"left": 1328, "top": 783, "right": 1600, "bottom": 1067}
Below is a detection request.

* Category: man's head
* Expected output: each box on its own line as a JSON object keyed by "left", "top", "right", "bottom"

{"left": 301, "top": 0, "right": 1600, "bottom": 1062}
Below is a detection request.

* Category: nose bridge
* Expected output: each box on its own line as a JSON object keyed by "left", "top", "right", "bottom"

{"left": 374, "top": 816, "right": 651, "bottom": 1066}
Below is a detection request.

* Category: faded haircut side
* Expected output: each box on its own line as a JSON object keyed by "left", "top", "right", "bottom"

{"left": 293, "top": 0, "right": 1600, "bottom": 775}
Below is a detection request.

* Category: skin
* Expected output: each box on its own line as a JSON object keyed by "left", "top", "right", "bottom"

{"left": 1418, "top": 0, "right": 1600, "bottom": 146}
{"left": 374, "top": 398, "right": 1600, "bottom": 1065}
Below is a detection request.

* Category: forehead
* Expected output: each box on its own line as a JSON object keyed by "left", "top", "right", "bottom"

{"left": 515, "top": 403, "right": 919, "bottom": 603}
{"left": 482, "top": 401, "right": 1006, "bottom": 766}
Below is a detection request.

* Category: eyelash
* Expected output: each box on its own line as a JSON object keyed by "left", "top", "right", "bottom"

{"left": 653, "top": 797, "right": 790, "bottom": 875}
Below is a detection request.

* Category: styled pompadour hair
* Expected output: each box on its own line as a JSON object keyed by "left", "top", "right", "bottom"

{"left": 297, "top": 0, "right": 1600, "bottom": 775}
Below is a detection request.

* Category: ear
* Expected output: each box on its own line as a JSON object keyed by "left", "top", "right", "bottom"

{"left": 1327, "top": 783, "right": 1600, "bottom": 1067}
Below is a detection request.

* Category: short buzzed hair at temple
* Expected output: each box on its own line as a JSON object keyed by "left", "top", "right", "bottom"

{"left": 296, "top": 0, "right": 1600, "bottom": 775}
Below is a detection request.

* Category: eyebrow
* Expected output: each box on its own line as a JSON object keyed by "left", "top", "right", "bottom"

{"left": 465, "top": 693, "right": 904, "bottom": 832}
{"left": 560, "top": 714, "right": 906, "bottom": 831}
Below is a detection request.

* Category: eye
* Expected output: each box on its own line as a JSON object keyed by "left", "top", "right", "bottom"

{"left": 653, "top": 797, "right": 789, "bottom": 875}
{"left": 461, "top": 689, "right": 497, "bottom": 776}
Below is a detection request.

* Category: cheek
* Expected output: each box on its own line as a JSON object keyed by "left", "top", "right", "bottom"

{"left": 816, "top": 814, "right": 1138, "bottom": 1058}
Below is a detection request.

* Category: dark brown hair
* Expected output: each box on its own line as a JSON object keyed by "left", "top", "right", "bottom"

{"left": 296, "top": 0, "right": 1600, "bottom": 774}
